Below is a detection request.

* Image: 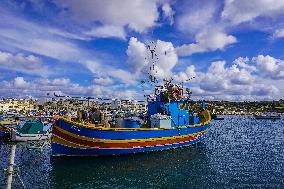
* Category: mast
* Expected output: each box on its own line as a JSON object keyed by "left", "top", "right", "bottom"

{"left": 6, "top": 144, "right": 16, "bottom": 189}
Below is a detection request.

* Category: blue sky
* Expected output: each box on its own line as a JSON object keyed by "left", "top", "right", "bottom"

{"left": 0, "top": 0, "right": 284, "bottom": 101}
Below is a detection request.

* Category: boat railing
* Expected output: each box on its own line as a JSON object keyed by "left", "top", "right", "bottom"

{"left": 55, "top": 117, "right": 210, "bottom": 131}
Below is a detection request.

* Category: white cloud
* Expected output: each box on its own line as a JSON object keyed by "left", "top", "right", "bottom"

{"left": 253, "top": 55, "right": 284, "bottom": 79}
{"left": 176, "top": 0, "right": 217, "bottom": 34}
{"left": 46, "top": 28, "right": 90, "bottom": 41}
{"left": 173, "top": 65, "right": 196, "bottom": 82}
{"left": 203, "top": 60, "right": 254, "bottom": 87}
{"left": 176, "top": 29, "right": 237, "bottom": 56}
{"left": 162, "top": 3, "right": 174, "bottom": 25}
{"left": 153, "top": 40, "right": 178, "bottom": 78}
{"left": 51, "top": 78, "right": 70, "bottom": 86}
{"left": 126, "top": 37, "right": 148, "bottom": 74}
{"left": 254, "top": 55, "right": 278, "bottom": 73}
{"left": 84, "top": 60, "right": 136, "bottom": 85}
{"left": 187, "top": 60, "right": 271, "bottom": 100}
{"left": 93, "top": 77, "right": 113, "bottom": 85}
{"left": 200, "top": 60, "right": 254, "bottom": 86}
{"left": 28, "top": 39, "right": 82, "bottom": 61}
{"left": 54, "top": 0, "right": 160, "bottom": 33}
{"left": 228, "top": 65, "right": 254, "bottom": 85}
{"left": 84, "top": 25, "right": 126, "bottom": 40}
{"left": 233, "top": 57, "right": 256, "bottom": 72}
{"left": 273, "top": 28, "right": 284, "bottom": 39}
{"left": 184, "top": 55, "right": 284, "bottom": 100}
{"left": 208, "top": 60, "right": 226, "bottom": 74}
{"left": 198, "top": 61, "right": 230, "bottom": 92}
{"left": 0, "top": 50, "right": 49, "bottom": 76}
{"left": 14, "top": 77, "right": 29, "bottom": 88}
{"left": 222, "top": 0, "right": 284, "bottom": 25}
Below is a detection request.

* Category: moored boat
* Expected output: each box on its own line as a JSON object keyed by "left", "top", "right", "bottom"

{"left": 213, "top": 117, "right": 224, "bottom": 120}
{"left": 211, "top": 109, "right": 224, "bottom": 120}
{"left": 0, "top": 119, "right": 19, "bottom": 126}
{"left": 211, "top": 114, "right": 225, "bottom": 120}
{"left": 52, "top": 80, "right": 211, "bottom": 156}
{"left": 254, "top": 114, "right": 281, "bottom": 120}
{"left": 10, "top": 121, "right": 51, "bottom": 142}
{"left": 254, "top": 112, "right": 281, "bottom": 120}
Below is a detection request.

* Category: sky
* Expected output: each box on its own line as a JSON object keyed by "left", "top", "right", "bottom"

{"left": 0, "top": 0, "right": 284, "bottom": 101}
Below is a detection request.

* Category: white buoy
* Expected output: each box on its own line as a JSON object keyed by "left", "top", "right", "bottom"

{"left": 6, "top": 144, "right": 16, "bottom": 189}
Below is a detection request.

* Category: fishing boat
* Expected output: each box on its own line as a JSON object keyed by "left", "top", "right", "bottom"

{"left": 10, "top": 121, "right": 51, "bottom": 142}
{"left": 52, "top": 80, "right": 211, "bottom": 156}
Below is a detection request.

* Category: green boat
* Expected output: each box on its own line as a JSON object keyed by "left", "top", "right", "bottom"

{"left": 11, "top": 121, "right": 51, "bottom": 142}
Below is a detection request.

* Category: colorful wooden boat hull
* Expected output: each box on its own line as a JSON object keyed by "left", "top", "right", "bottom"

{"left": 51, "top": 118, "right": 210, "bottom": 156}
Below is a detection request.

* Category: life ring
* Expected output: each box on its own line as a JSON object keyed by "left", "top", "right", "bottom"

{"left": 198, "top": 110, "right": 211, "bottom": 123}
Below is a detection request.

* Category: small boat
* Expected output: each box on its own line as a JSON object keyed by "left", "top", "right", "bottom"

{"left": 0, "top": 119, "right": 19, "bottom": 126}
{"left": 211, "top": 114, "right": 224, "bottom": 120}
{"left": 211, "top": 110, "right": 224, "bottom": 120}
{"left": 10, "top": 121, "right": 51, "bottom": 142}
{"left": 254, "top": 113, "right": 281, "bottom": 120}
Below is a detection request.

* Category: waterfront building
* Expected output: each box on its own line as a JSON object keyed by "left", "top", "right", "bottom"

{"left": 0, "top": 98, "right": 37, "bottom": 113}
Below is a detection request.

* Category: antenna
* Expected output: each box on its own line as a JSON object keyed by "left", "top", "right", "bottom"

{"left": 146, "top": 41, "right": 159, "bottom": 84}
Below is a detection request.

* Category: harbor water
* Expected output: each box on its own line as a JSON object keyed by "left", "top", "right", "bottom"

{"left": 1, "top": 116, "right": 284, "bottom": 189}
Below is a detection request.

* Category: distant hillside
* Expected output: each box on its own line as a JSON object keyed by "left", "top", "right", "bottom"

{"left": 205, "top": 100, "right": 284, "bottom": 114}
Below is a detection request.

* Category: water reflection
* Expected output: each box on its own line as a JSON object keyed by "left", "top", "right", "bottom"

{"left": 50, "top": 144, "right": 211, "bottom": 189}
